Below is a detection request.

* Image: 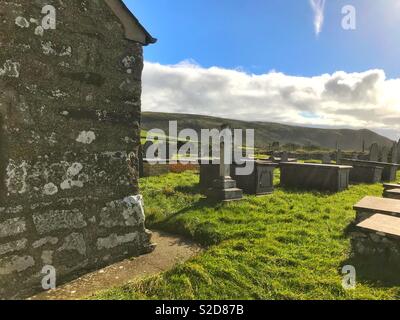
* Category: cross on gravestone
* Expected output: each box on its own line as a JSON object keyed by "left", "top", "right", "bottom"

{"left": 322, "top": 154, "right": 331, "bottom": 164}
{"left": 380, "top": 146, "right": 389, "bottom": 163}
{"left": 281, "top": 151, "right": 289, "bottom": 163}
{"left": 219, "top": 127, "right": 231, "bottom": 178}
{"left": 209, "top": 125, "right": 243, "bottom": 202}
{"left": 369, "top": 143, "right": 379, "bottom": 162}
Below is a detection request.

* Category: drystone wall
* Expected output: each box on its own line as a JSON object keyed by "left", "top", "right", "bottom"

{"left": 0, "top": 0, "right": 153, "bottom": 298}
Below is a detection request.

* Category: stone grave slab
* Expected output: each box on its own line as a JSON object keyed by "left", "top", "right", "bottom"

{"left": 280, "top": 162, "right": 352, "bottom": 192}
{"left": 383, "top": 189, "right": 400, "bottom": 200}
{"left": 383, "top": 183, "right": 400, "bottom": 191}
{"left": 351, "top": 213, "right": 400, "bottom": 262}
{"left": 340, "top": 159, "right": 398, "bottom": 182}
{"left": 354, "top": 196, "right": 400, "bottom": 222}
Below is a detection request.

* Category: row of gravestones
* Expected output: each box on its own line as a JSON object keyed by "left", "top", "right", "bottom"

{"left": 369, "top": 142, "right": 399, "bottom": 163}
{"left": 320, "top": 142, "right": 400, "bottom": 165}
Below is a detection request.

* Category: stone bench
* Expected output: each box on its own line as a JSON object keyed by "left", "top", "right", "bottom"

{"left": 279, "top": 162, "right": 352, "bottom": 192}
{"left": 351, "top": 213, "right": 400, "bottom": 262}
{"left": 339, "top": 160, "right": 383, "bottom": 184}
{"left": 353, "top": 196, "right": 400, "bottom": 223}
{"left": 341, "top": 159, "right": 398, "bottom": 182}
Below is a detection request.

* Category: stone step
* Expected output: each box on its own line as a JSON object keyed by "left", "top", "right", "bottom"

{"left": 383, "top": 183, "right": 400, "bottom": 191}
{"left": 212, "top": 179, "right": 237, "bottom": 189}
{"left": 356, "top": 213, "right": 400, "bottom": 239}
{"left": 219, "top": 188, "right": 244, "bottom": 201}
{"left": 383, "top": 189, "right": 400, "bottom": 200}
{"left": 354, "top": 196, "right": 400, "bottom": 222}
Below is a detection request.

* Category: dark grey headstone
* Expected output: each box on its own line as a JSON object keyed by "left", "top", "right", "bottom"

{"left": 380, "top": 147, "right": 389, "bottom": 163}
{"left": 369, "top": 143, "right": 379, "bottom": 162}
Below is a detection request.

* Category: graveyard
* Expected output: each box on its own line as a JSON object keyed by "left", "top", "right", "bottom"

{"left": 93, "top": 167, "right": 400, "bottom": 300}
{"left": 2, "top": 0, "right": 400, "bottom": 304}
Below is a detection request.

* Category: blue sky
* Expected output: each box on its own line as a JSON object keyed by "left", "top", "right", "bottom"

{"left": 124, "top": 0, "right": 400, "bottom": 140}
{"left": 125, "top": 0, "right": 399, "bottom": 78}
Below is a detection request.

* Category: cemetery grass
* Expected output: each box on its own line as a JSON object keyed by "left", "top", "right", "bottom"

{"left": 95, "top": 170, "right": 400, "bottom": 300}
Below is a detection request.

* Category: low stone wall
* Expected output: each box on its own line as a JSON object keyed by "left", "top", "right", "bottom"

{"left": 350, "top": 229, "right": 400, "bottom": 264}
{"left": 142, "top": 161, "right": 170, "bottom": 177}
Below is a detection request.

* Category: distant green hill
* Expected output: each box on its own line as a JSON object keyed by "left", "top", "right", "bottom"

{"left": 141, "top": 112, "right": 393, "bottom": 151}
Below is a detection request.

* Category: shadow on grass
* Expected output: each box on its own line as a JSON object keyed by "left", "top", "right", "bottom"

{"left": 175, "top": 184, "right": 205, "bottom": 195}
{"left": 275, "top": 185, "right": 340, "bottom": 196}
{"left": 151, "top": 196, "right": 227, "bottom": 246}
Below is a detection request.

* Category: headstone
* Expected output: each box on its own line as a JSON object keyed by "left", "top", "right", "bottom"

{"left": 336, "top": 149, "right": 342, "bottom": 164}
{"left": 281, "top": 151, "right": 289, "bottom": 163}
{"left": 322, "top": 154, "right": 331, "bottom": 164}
{"left": 380, "top": 147, "right": 389, "bottom": 163}
{"left": 209, "top": 125, "right": 243, "bottom": 201}
{"left": 369, "top": 143, "right": 379, "bottom": 162}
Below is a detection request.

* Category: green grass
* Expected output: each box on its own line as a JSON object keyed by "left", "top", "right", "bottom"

{"left": 94, "top": 170, "right": 400, "bottom": 300}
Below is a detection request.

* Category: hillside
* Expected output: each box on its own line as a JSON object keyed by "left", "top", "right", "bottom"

{"left": 141, "top": 112, "right": 393, "bottom": 151}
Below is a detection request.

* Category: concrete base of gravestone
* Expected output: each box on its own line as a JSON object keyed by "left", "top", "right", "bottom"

{"left": 280, "top": 163, "right": 352, "bottom": 192}
{"left": 208, "top": 177, "right": 243, "bottom": 202}
{"left": 351, "top": 214, "right": 400, "bottom": 264}
{"left": 341, "top": 159, "right": 399, "bottom": 182}
{"left": 347, "top": 164, "right": 383, "bottom": 184}
{"left": 232, "top": 161, "right": 278, "bottom": 195}
{"left": 353, "top": 196, "right": 400, "bottom": 223}
{"left": 383, "top": 189, "right": 400, "bottom": 200}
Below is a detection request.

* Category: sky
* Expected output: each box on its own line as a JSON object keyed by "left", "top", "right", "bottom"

{"left": 124, "top": 0, "right": 400, "bottom": 140}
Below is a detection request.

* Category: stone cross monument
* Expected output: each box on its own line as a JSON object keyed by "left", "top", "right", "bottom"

{"left": 209, "top": 125, "right": 243, "bottom": 201}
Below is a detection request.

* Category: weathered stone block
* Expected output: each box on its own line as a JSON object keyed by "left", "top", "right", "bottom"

{"left": 97, "top": 232, "right": 139, "bottom": 250}
{"left": 0, "top": 255, "right": 35, "bottom": 275}
{"left": 99, "top": 195, "right": 145, "bottom": 228}
{"left": 280, "top": 163, "right": 352, "bottom": 192}
{"left": 32, "top": 210, "right": 87, "bottom": 234}
{"left": 0, "top": 218, "right": 26, "bottom": 238}
{"left": 0, "top": 239, "right": 27, "bottom": 256}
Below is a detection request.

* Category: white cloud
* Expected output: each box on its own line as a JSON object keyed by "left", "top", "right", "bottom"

{"left": 142, "top": 61, "right": 400, "bottom": 140}
{"left": 309, "top": 0, "right": 326, "bottom": 35}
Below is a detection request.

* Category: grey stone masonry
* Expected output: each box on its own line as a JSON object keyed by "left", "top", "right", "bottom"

{"left": 351, "top": 214, "right": 400, "bottom": 264}
{"left": 0, "top": 1, "right": 155, "bottom": 299}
